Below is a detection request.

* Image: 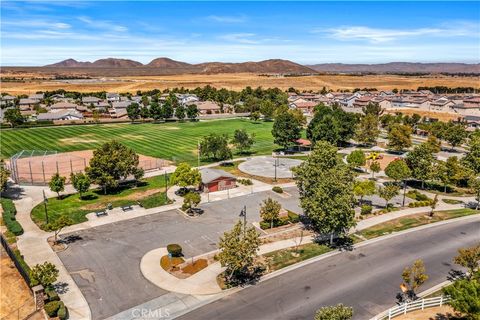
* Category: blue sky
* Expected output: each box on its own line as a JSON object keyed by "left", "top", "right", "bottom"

{"left": 1, "top": 1, "right": 479, "bottom": 66}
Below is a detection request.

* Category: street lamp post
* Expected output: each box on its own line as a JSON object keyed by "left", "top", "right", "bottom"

{"left": 239, "top": 205, "right": 247, "bottom": 235}
{"left": 43, "top": 190, "right": 49, "bottom": 224}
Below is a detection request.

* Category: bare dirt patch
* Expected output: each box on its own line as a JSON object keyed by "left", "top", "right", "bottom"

{"left": 0, "top": 247, "right": 36, "bottom": 319}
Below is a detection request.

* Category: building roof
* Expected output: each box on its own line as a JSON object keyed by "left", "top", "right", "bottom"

{"left": 195, "top": 101, "right": 221, "bottom": 110}
{"left": 200, "top": 168, "right": 236, "bottom": 184}
{"left": 19, "top": 98, "right": 39, "bottom": 105}
{"left": 50, "top": 102, "right": 78, "bottom": 109}
{"left": 82, "top": 96, "right": 102, "bottom": 103}
{"left": 37, "top": 110, "right": 84, "bottom": 121}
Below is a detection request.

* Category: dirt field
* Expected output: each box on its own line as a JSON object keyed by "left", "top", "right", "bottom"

{"left": 394, "top": 305, "right": 459, "bottom": 319}
{"left": 0, "top": 247, "right": 37, "bottom": 320}
{"left": 1, "top": 73, "right": 479, "bottom": 94}
{"left": 385, "top": 108, "right": 463, "bottom": 122}
{"left": 7, "top": 150, "right": 168, "bottom": 185}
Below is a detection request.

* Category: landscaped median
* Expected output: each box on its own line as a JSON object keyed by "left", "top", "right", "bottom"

{"left": 31, "top": 174, "right": 170, "bottom": 230}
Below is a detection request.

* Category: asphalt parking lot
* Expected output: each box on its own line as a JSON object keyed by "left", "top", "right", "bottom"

{"left": 57, "top": 187, "right": 302, "bottom": 319}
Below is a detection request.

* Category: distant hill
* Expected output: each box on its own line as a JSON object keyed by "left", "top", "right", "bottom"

{"left": 307, "top": 62, "right": 480, "bottom": 74}
{"left": 44, "top": 57, "right": 316, "bottom": 74}
{"left": 146, "top": 57, "right": 192, "bottom": 68}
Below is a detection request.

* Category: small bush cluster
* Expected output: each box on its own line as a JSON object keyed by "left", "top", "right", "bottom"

{"left": 237, "top": 178, "right": 253, "bottom": 186}
{"left": 1, "top": 198, "right": 23, "bottom": 236}
{"left": 361, "top": 205, "right": 373, "bottom": 215}
{"left": 44, "top": 297, "right": 67, "bottom": 319}
{"left": 272, "top": 186, "right": 283, "bottom": 193}
{"left": 408, "top": 200, "right": 433, "bottom": 208}
{"left": 167, "top": 244, "right": 183, "bottom": 257}
{"left": 260, "top": 211, "right": 299, "bottom": 229}
{"left": 406, "top": 190, "right": 431, "bottom": 202}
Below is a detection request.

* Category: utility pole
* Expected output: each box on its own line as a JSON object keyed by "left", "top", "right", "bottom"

{"left": 164, "top": 170, "right": 168, "bottom": 202}
{"left": 197, "top": 139, "right": 200, "bottom": 168}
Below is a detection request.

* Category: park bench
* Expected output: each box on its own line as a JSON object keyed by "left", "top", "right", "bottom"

{"left": 95, "top": 210, "right": 107, "bottom": 217}
{"left": 121, "top": 205, "right": 133, "bottom": 212}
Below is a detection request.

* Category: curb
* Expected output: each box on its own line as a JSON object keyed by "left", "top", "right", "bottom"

{"left": 171, "top": 214, "right": 479, "bottom": 319}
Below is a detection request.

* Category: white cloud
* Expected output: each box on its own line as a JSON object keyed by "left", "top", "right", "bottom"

{"left": 77, "top": 16, "right": 128, "bottom": 32}
{"left": 218, "top": 33, "right": 258, "bottom": 44}
{"left": 2, "top": 19, "right": 71, "bottom": 29}
{"left": 206, "top": 15, "right": 246, "bottom": 23}
{"left": 319, "top": 22, "right": 479, "bottom": 43}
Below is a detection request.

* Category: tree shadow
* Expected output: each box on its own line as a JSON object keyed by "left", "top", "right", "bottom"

{"left": 53, "top": 282, "right": 69, "bottom": 294}
{"left": 60, "top": 235, "right": 83, "bottom": 244}
{"left": 447, "top": 268, "right": 466, "bottom": 281}
{"left": 79, "top": 194, "right": 98, "bottom": 201}
{"left": 226, "top": 265, "right": 266, "bottom": 287}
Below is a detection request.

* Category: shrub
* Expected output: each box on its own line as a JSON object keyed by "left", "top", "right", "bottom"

{"left": 287, "top": 211, "right": 300, "bottom": 223}
{"left": 237, "top": 178, "right": 253, "bottom": 186}
{"left": 1, "top": 198, "right": 23, "bottom": 236}
{"left": 57, "top": 302, "right": 68, "bottom": 320}
{"left": 406, "top": 190, "right": 430, "bottom": 202}
{"left": 361, "top": 205, "right": 373, "bottom": 215}
{"left": 44, "top": 301, "right": 61, "bottom": 317}
{"left": 45, "top": 287, "right": 60, "bottom": 302}
{"left": 167, "top": 244, "right": 182, "bottom": 257}
{"left": 408, "top": 200, "right": 433, "bottom": 208}
{"left": 272, "top": 186, "right": 283, "bottom": 193}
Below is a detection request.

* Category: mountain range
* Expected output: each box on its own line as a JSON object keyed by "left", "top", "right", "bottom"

{"left": 44, "top": 58, "right": 480, "bottom": 74}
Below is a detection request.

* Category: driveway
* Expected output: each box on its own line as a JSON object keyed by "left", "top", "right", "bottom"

{"left": 57, "top": 188, "right": 301, "bottom": 319}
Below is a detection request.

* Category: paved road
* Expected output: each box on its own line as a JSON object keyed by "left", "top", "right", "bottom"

{"left": 178, "top": 217, "right": 480, "bottom": 320}
{"left": 57, "top": 188, "right": 301, "bottom": 319}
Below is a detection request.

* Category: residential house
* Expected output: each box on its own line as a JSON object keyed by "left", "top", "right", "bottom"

{"left": 194, "top": 101, "right": 221, "bottom": 115}
{"left": 289, "top": 99, "right": 317, "bottom": 114}
{"left": 106, "top": 93, "right": 121, "bottom": 102}
{"left": 28, "top": 93, "right": 44, "bottom": 100}
{"left": 37, "top": 110, "right": 84, "bottom": 121}
{"left": 430, "top": 97, "right": 456, "bottom": 112}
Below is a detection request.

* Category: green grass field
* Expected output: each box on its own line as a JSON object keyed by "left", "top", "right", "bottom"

{"left": 0, "top": 119, "right": 277, "bottom": 164}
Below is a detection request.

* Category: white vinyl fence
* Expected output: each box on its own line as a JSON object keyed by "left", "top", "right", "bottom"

{"left": 372, "top": 296, "right": 450, "bottom": 320}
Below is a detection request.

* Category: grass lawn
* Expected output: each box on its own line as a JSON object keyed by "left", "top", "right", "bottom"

{"left": 264, "top": 242, "right": 332, "bottom": 271}
{"left": 31, "top": 174, "right": 170, "bottom": 230}
{"left": 357, "top": 208, "right": 479, "bottom": 240}
{"left": 0, "top": 119, "right": 279, "bottom": 165}
{"left": 212, "top": 160, "right": 293, "bottom": 184}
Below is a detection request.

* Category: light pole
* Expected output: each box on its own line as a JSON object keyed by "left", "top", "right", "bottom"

{"left": 239, "top": 205, "right": 247, "bottom": 235}
{"left": 273, "top": 156, "right": 279, "bottom": 182}
{"left": 43, "top": 190, "right": 49, "bottom": 224}
{"left": 164, "top": 170, "right": 168, "bottom": 202}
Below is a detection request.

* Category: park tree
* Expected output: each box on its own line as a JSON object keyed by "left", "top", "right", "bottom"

{"left": 406, "top": 144, "right": 435, "bottom": 189}
{"left": 307, "top": 104, "right": 357, "bottom": 147}
{"left": 149, "top": 101, "right": 164, "bottom": 121}
{"left": 259, "top": 100, "right": 275, "bottom": 120}
{"left": 140, "top": 106, "right": 150, "bottom": 121}
{"left": 314, "top": 304, "right": 353, "bottom": 320}
{"left": 363, "top": 102, "right": 382, "bottom": 117}
{"left": 30, "top": 261, "right": 59, "bottom": 287}
{"left": 355, "top": 114, "right": 380, "bottom": 145}
{"left": 182, "top": 192, "right": 201, "bottom": 213}
{"left": 47, "top": 216, "right": 73, "bottom": 244}
{"left": 402, "top": 259, "right": 429, "bottom": 296}
{"left": 260, "top": 197, "right": 281, "bottom": 229}
{"left": 70, "top": 172, "right": 91, "bottom": 199}
{"left": 170, "top": 163, "right": 201, "bottom": 189}
{"left": 387, "top": 124, "right": 412, "bottom": 152}
{"left": 218, "top": 221, "right": 261, "bottom": 284}
{"left": 86, "top": 141, "right": 140, "bottom": 194}
{"left": 162, "top": 101, "right": 174, "bottom": 119}
{"left": 377, "top": 184, "right": 400, "bottom": 207}
{"left": 199, "top": 133, "right": 232, "bottom": 161}
{"left": 0, "top": 162, "right": 10, "bottom": 192}
{"left": 186, "top": 104, "right": 199, "bottom": 120}
{"left": 385, "top": 159, "right": 411, "bottom": 206}
{"left": 232, "top": 129, "right": 255, "bottom": 154}
{"left": 453, "top": 244, "right": 480, "bottom": 279}
{"left": 369, "top": 161, "right": 381, "bottom": 179}
{"left": 288, "top": 108, "right": 307, "bottom": 126}
{"left": 49, "top": 173, "right": 65, "bottom": 198}
{"left": 126, "top": 102, "right": 141, "bottom": 122}
{"left": 469, "top": 177, "right": 480, "bottom": 210}
{"left": 424, "top": 135, "right": 441, "bottom": 154}
{"left": 175, "top": 104, "right": 186, "bottom": 121}
{"left": 463, "top": 136, "right": 480, "bottom": 175}
{"left": 250, "top": 111, "right": 261, "bottom": 122}
{"left": 443, "top": 123, "right": 468, "bottom": 150}
{"left": 294, "top": 141, "right": 356, "bottom": 244}
{"left": 347, "top": 150, "right": 366, "bottom": 169}
{"left": 353, "top": 180, "right": 376, "bottom": 203}
{"left": 4, "top": 108, "right": 24, "bottom": 128}
{"left": 444, "top": 278, "right": 480, "bottom": 320}
{"left": 272, "top": 111, "right": 301, "bottom": 150}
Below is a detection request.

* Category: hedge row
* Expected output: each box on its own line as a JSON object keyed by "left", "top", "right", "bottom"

{"left": 1, "top": 198, "right": 23, "bottom": 236}
{"left": 408, "top": 200, "right": 433, "bottom": 208}
{"left": 260, "top": 211, "right": 299, "bottom": 229}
